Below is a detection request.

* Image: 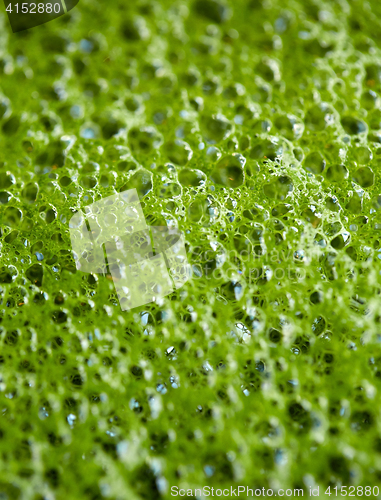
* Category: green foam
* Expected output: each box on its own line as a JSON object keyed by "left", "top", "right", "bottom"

{"left": 1, "top": 0, "right": 381, "bottom": 496}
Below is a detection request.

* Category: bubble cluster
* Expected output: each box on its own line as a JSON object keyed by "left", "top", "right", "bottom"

{"left": 1, "top": 0, "right": 381, "bottom": 495}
